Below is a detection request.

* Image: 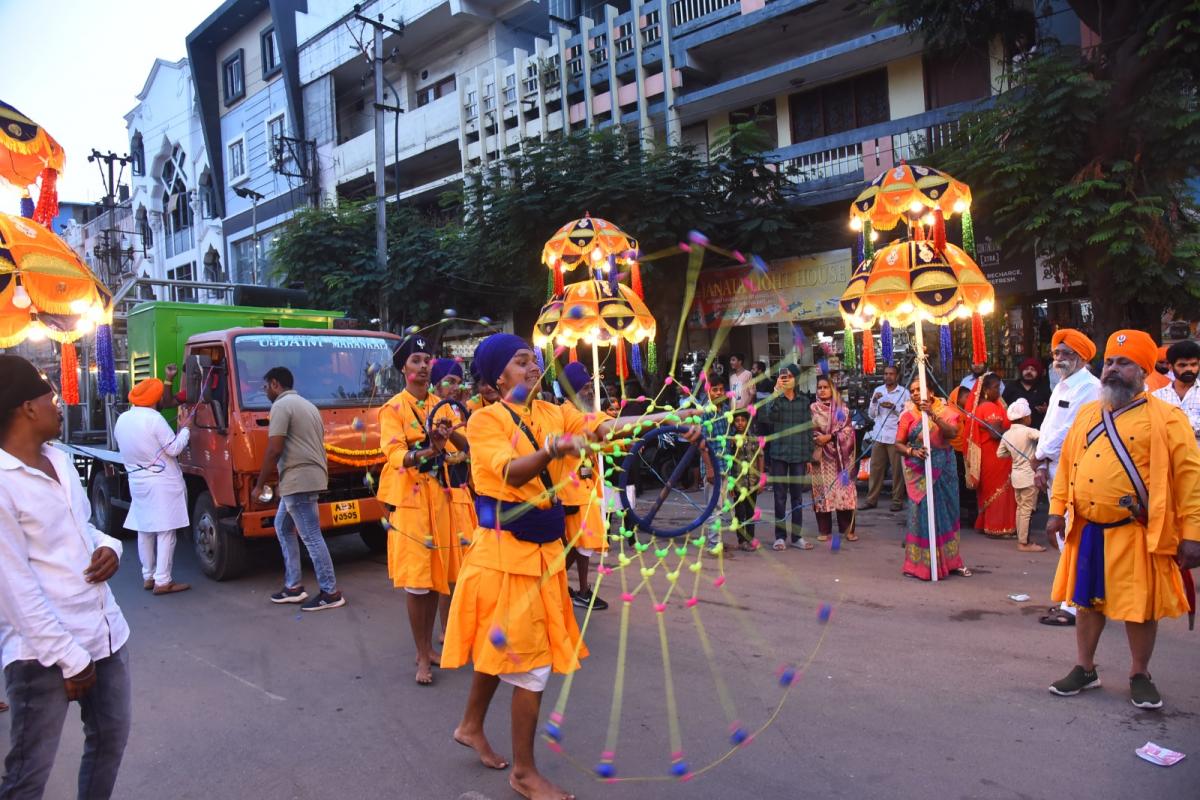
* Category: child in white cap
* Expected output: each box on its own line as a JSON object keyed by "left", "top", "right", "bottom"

{"left": 997, "top": 397, "right": 1045, "bottom": 552}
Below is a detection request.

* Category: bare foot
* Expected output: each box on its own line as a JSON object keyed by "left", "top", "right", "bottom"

{"left": 415, "top": 650, "right": 441, "bottom": 666}
{"left": 453, "top": 726, "right": 509, "bottom": 769}
{"left": 415, "top": 656, "right": 434, "bottom": 685}
{"left": 1018, "top": 542, "right": 1047, "bottom": 553}
{"left": 509, "top": 769, "right": 574, "bottom": 800}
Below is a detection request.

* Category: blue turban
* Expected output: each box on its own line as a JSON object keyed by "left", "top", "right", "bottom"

{"left": 472, "top": 333, "right": 529, "bottom": 387}
{"left": 392, "top": 333, "right": 432, "bottom": 370}
{"left": 559, "top": 361, "right": 591, "bottom": 394}
{"left": 430, "top": 358, "right": 464, "bottom": 385}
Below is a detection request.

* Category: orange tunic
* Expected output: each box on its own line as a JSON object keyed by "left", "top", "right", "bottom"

{"left": 435, "top": 399, "right": 475, "bottom": 576}
{"left": 441, "top": 398, "right": 603, "bottom": 676}
{"left": 1050, "top": 397, "right": 1200, "bottom": 621}
{"left": 378, "top": 389, "right": 455, "bottom": 593}
{"left": 553, "top": 445, "right": 608, "bottom": 553}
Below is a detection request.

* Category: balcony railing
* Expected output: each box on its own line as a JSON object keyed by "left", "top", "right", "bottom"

{"left": 767, "top": 99, "right": 990, "bottom": 197}
{"left": 670, "top": 0, "right": 739, "bottom": 27}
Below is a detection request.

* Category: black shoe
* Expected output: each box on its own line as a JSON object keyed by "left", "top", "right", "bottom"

{"left": 1130, "top": 673, "right": 1163, "bottom": 709}
{"left": 573, "top": 589, "right": 609, "bottom": 610}
{"left": 858, "top": 501, "right": 877, "bottom": 510}
{"left": 301, "top": 591, "right": 346, "bottom": 612}
{"left": 270, "top": 585, "right": 308, "bottom": 604}
{"left": 1049, "top": 665, "right": 1101, "bottom": 696}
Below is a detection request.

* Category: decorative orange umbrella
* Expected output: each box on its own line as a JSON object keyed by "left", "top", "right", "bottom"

{"left": 542, "top": 214, "right": 639, "bottom": 294}
{"left": 533, "top": 279, "right": 656, "bottom": 349}
{"left": 849, "top": 164, "right": 972, "bottom": 233}
{"left": 0, "top": 101, "right": 65, "bottom": 226}
{"left": 0, "top": 213, "right": 111, "bottom": 347}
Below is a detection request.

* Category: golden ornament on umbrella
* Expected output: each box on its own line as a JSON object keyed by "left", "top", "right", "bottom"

{"left": 0, "top": 212, "right": 111, "bottom": 347}
{"left": 0, "top": 100, "right": 65, "bottom": 226}
{"left": 849, "top": 163, "right": 972, "bottom": 233}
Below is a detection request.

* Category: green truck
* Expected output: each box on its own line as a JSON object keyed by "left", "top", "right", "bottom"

{"left": 63, "top": 301, "right": 402, "bottom": 580}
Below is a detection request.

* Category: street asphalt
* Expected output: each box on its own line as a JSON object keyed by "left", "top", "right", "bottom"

{"left": 3, "top": 492, "right": 1197, "bottom": 799}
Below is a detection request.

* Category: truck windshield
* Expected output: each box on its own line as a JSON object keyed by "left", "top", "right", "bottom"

{"left": 233, "top": 333, "right": 402, "bottom": 409}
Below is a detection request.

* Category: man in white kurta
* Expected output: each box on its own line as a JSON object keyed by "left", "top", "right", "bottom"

{"left": 113, "top": 378, "right": 192, "bottom": 595}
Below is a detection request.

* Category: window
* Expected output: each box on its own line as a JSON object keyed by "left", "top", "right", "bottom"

{"left": 198, "top": 170, "right": 216, "bottom": 218}
{"left": 503, "top": 74, "right": 517, "bottom": 104}
{"left": 130, "top": 132, "right": 145, "bottom": 177}
{"left": 159, "top": 146, "right": 193, "bottom": 259}
{"left": 231, "top": 238, "right": 258, "bottom": 285}
{"left": 788, "top": 69, "right": 890, "bottom": 144}
{"left": 729, "top": 99, "right": 778, "bottom": 148}
{"left": 265, "top": 113, "right": 286, "bottom": 168}
{"left": 416, "top": 75, "right": 456, "bottom": 108}
{"left": 135, "top": 206, "right": 152, "bottom": 248}
{"left": 222, "top": 50, "right": 245, "bottom": 105}
{"left": 227, "top": 136, "right": 247, "bottom": 185}
{"left": 168, "top": 263, "right": 196, "bottom": 302}
{"left": 261, "top": 27, "right": 280, "bottom": 78}
{"left": 464, "top": 90, "right": 478, "bottom": 118}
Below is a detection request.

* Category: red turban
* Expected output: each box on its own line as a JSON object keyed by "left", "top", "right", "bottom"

{"left": 1051, "top": 329, "right": 1096, "bottom": 362}
{"left": 128, "top": 378, "right": 164, "bottom": 408}
{"left": 1018, "top": 357, "right": 1043, "bottom": 376}
{"left": 1104, "top": 330, "right": 1157, "bottom": 376}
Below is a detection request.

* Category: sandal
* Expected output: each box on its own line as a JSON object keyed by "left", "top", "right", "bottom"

{"left": 772, "top": 540, "right": 787, "bottom": 551}
{"left": 955, "top": 567, "right": 973, "bottom": 577}
{"left": 817, "top": 534, "right": 830, "bottom": 542}
{"left": 790, "top": 539, "right": 814, "bottom": 551}
{"left": 1039, "top": 609, "right": 1076, "bottom": 626}
{"left": 845, "top": 532, "right": 859, "bottom": 542}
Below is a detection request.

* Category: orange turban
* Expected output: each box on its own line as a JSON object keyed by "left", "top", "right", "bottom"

{"left": 1104, "top": 330, "right": 1157, "bottom": 376}
{"left": 1157, "top": 345, "right": 1168, "bottom": 361}
{"left": 1051, "top": 328, "right": 1096, "bottom": 362}
{"left": 128, "top": 378, "right": 164, "bottom": 408}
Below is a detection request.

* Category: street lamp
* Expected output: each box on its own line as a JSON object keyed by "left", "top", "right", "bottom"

{"left": 233, "top": 186, "right": 266, "bottom": 284}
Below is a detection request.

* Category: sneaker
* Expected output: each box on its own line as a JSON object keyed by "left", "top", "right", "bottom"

{"left": 1049, "top": 665, "right": 1101, "bottom": 696}
{"left": 270, "top": 585, "right": 309, "bottom": 604}
{"left": 301, "top": 591, "right": 346, "bottom": 612}
{"left": 1130, "top": 673, "right": 1163, "bottom": 709}
{"left": 574, "top": 589, "right": 609, "bottom": 610}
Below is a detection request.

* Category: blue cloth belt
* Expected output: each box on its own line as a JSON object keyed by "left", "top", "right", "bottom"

{"left": 474, "top": 494, "right": 565, "bottom": 544}
{"left": 1071, "top": 517, "right": 1136, "bottom": 609}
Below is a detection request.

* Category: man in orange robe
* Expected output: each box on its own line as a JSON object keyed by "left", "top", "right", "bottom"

{"left": 1047, "top": 330, "right": 1200, "bottom": 710}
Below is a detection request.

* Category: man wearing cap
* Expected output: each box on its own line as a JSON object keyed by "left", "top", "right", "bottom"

{"left": 764, "top": 364, "right": 815, "bottom": 550}
{"left": 997, "top": 397, "right": 1044, "bottom": 552}
{"left": 1003, "top": 357, "right": 1051, "bottom": 429}
{"left": 113, "top": 378, "right": 193, "bottom": 595}
{"left": 1046, "top": 330, "right": 1200, "bottom": 709}
{"left": 0, "top": 356, "right": 132, "bottom": 798}
{"left": 1035, "top": 329, "right": 1101, "bottom": 626}
{"left": 1151, "top": 339, "right": 1200, "bottom": 444}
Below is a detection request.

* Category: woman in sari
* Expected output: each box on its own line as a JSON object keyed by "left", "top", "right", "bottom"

{"left": 809, "top": 375, "right": 857, "bottom": 542}
{"left": 896, "top": 379, "right": 972, "bottom": 580}
{"left": 968, "top": 373, "right": 1016, "bottom": 537}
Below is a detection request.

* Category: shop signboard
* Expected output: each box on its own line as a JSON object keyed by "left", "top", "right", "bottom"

{"left": 690, "top": 249, "right": 852, "bottom": 329}
{"left": 973, "top": 232, "right": 1037, "bottom": 297}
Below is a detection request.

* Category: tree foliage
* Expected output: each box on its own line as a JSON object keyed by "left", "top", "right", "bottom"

{"left": 874, "top": 0, "right": 1200, "bottom": 333}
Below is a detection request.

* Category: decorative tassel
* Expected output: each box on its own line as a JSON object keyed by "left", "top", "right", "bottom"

{"left": 881, "top": 320, "right": 894, "bottom": 365}
{"left": 631, "top": 342, "right": 644, "bottom": 381}
{"left": 646, "top": 340, "right": 658, "bottom": 375}
{"left": 863, "top": 221, "right": 874, "bottom": 261}
{"left": 20, "top": 193, "right": 35, "bottom": 219}
{"left": 534, "top": 347, "right": 545, "bottom": 370}
{"left": 855, "top": 233, "right": 865, "bottom": 266}
{"left": 543, "top": 344, "right": 556, "bottom": 382}
{"left": 932, "top": 208, "right": 947, "bottom": 253}
{"left": 61, "top": 342, "right": 80, "bottom": 405}
{"left": 32, "top": 168, "right": 58, "bottom": 227}
{"left": 843, "top": 328, "right": 856, "bottom": 370}
{"left": 971, "top": 312, "right": 988, "bottom": 364}
{"left": 631, "top": 261, "right": 643, "bottom": 299}
{"left": 912, "top": 222, "right": 925, "bottom": 242}
{"left": 553, "top": 266, "right": 564, "bottom": 296}
{"left": 569, "top": 346, "right": 578, "bottom": 363}
{"left": 961, "top": 207, "right": 976, "bottom": 259}
{"left": 607, "top": 256, "right": 619, "bottom": 296}
{"left": 862, "top": 329, "right": 876, "bottom": 374}
{"left": 615, "top": 340, "right": 628, "bottom": 379}
{"left": 96, "top": 324, "right": 118, "bottom": 396}
{"left": 547, "top": 268, "right": 555, "bottom": 298}
{"left": 818, "top": 357, "right": 830, "bottom": 375}
{"left": 791, "top": 322, "right": 807, "bottom": 354}
{"left": 939, "top": 324, "right": 952, "bottom": 375}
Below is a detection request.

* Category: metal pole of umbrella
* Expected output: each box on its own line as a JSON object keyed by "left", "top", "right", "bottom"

{"left": 590, "top": 342, "right": 610, "bottom": 521}
{"left": 912, "top": 320, "right": 939, "bottom": 581}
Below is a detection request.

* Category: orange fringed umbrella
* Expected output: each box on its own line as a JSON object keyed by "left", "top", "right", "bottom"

{"left": 849, "top": 164, "right": 972, "bottom": 232}
{"left": 0, "top": 101, "right": 65, "bottom": 226}
{"left": 532, "top": 279, "right": 656, "bottom": 349}
{"left": 0, "top": 213, "right": 111, "bottom": 348}
{"left": 542, "top": 215, "right": 639, "bottom": 294}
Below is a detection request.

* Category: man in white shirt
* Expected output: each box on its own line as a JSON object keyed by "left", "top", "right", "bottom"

{"left": 1033, "top": 330, "right": 1099, "bottom": 627}
{"left": 0, "top": 356, "right": 131, "bottom": 799}
{"left": 1151, "top": 340, "right": 1200, "bottom": 443}
{"left": 727, "top": 353, "right": 755, "bottom": 410}
{"left": 861, "top": 366, "right": 909, "bottom": 511}
{"left": 113, "top": 377, "right": 193, "bottom": 595}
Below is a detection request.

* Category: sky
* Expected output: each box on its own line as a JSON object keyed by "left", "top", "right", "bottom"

{"left": 0, "top": 0, "right": 217, "bottom": 208}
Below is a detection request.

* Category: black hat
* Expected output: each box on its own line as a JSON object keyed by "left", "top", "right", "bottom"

{"left": 0, "top": 355, "right": 55, "bottom": 412}
{"left": 392, "top": 334, "right": 432, "bottom": 370}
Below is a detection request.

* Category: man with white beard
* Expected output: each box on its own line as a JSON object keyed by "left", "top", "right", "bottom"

{"left": 1034, "top": 329, "right": 1100, "bottom": 627}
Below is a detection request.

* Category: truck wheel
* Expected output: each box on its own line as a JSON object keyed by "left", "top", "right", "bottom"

{"left": 89, "top": 475, "right": 127, "bottom": 539}
{"left": 360, "top": 524, "right": 387, "bottom": 554}
{"left": 192, "top": 492, "right": 247, "bottom": 581}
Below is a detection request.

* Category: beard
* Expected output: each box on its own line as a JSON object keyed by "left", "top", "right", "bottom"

{"left": 1100, "top": 376, "right": 1138, "bottom": 409}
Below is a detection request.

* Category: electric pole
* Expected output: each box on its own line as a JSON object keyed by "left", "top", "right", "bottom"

{"left": 352, "top": 4, "right": 403, "bottom": 331}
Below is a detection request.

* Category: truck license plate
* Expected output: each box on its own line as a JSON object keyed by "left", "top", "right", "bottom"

{"left": 331, "top": 501, "right": 360, "bottom": 527}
